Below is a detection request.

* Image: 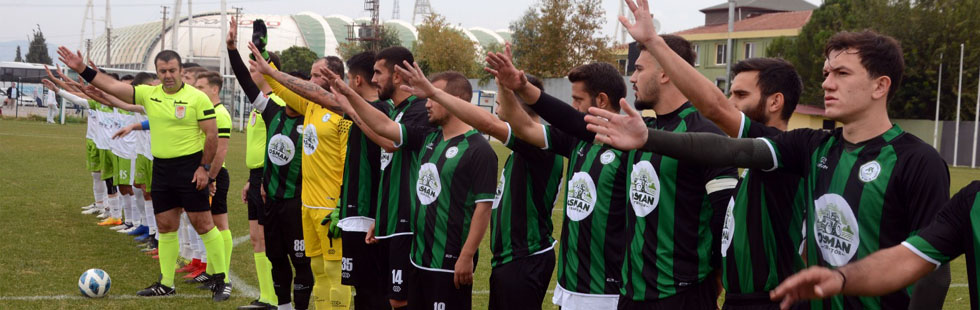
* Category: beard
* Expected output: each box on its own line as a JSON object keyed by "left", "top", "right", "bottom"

{"left": 633, "top": 82, "right": 658, "bottom": 110}
{"left": 743, "top": 96, "right": 770, "bottom": 125}
{"left": 378, "top": 79, "right": 395, "bottom": 101}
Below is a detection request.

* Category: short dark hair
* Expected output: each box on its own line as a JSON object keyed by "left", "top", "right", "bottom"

{"left": 132, "top": 72, "right": 156, "bottom": 86}
{"left": 429, "top": 71, "right": 472, "bottom": 102}
{"left": 636, "top": 35, "right": 695, "bottom": 66}
{"left": 321, "top": 56, "right": 345, "bottom": 76}
{"left": 347, "top": 51, "right": 377, "bottom": 82}
{"left": 183, "top": 66, "right": 208, "bottom": 78}
{"left": 287, "top": 71, "right": 310, "bottom": 80}
{"left": 106, "top": 72, "right": 120, "bottom": 80}
{"left": 732, "top": 58, "right": 803, "bottom": 121}
{"left": 824, "top": 30, "right": 904, "bottom": 100}
{"left": 154, "top": 50, "right": 183, "bottom": 68}
{"left": 376, "top": 46, "right": 414, "bottom": 73}
{"left": 120, "top": 75, "right": 134, "bottom": 81}
{"left": 197, "top": 71, "right": 223, "bottom": 91}
{"left": 567, "top": 62, "right": 626, "bottom": 110}
{"left": 183, "top": 62, "right": 200, "bottom": 68}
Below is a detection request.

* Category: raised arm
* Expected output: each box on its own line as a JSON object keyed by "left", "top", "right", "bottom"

{"left": 395, "top": 61, "right": 509, "bottom": 141}
{"left": 226, "top": 16, "right": 261, "bottom": 102}
{"left": 247, "top": 42, "right": 340, "bottom": 113}
{"left": 495, "top": 80, "right": 546, "bottom": 148}
{"left": 621, "top": 0, "right": 739, "bottom": 136}
{"left": 769, "top": 245, "right": 936, "bottom": 309}
{"left": 57, "top": 46, "right": 135, "bottom": 104}
{"left": 81, "top": 85, "right": 144, "bottom": 113}
{"left": 320, "top": 67, "right": 398, "bottom": 151}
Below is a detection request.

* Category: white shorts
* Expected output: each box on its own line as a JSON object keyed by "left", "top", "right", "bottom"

{"left": 551, "top": 283, "right": 620, "bottom": 310}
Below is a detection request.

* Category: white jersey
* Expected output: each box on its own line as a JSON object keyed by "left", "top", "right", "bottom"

{"left": 86, "top": 105, "right": 98, "bottom": 141}
{"left": 109, "top": 109, "right": 139, "bottom": 160}
{"left": 135, "top": 113, "right": 153, "bottom": 159}
{"left": 92, "top": 106, "right": 113, "bottom": 150}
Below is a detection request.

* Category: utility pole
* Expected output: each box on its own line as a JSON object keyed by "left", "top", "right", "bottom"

{"left": 86, "top": 39, "right": 92, "bottom": 62}
{"left": 105, "top": 0, "right": 112, "bottom": 66}
{"left": 724, "top": 0, "right": 734, "bottom": 94}
{"left": 161, "top": 6, "right": 168, "bottom": 49}
{"left": 392, "top": 0, "right": 400, "bottom": 20}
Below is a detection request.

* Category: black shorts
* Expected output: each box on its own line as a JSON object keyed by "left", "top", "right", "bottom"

{"left": 263, "top": 197, "right": 305, "bottom": 259}
{"left": 210, "top": 167, "right": 230, "bottom": 215}
{"left": 246, "top": 168, "right": 265, "bottom": 222}
{"left": 341, "top": 230, "right": 385, "bottom": 287}
{"left": 617, "top": 278, "right": 718, "bottom": 310}
{"left": 489, "top": 249, "right": 556, "bottom": 310}
{"left": 381, "top": 235, "right": 414, "bottom": 300}
{"left": 722, "top": 292, "right": 782, "bottom": 310}
{"left": 151, "top": 152, "right": 210, "bottom": 214}
{"left": 408, "top": 265, "right": 474, "bottom": 310}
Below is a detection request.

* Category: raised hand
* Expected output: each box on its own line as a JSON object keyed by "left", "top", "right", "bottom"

{"left": 41, "top": 79, "right": 57, "bottom": 91}
{"left": 318, "top": 65, "right": 356, "bottom": 97}
{"left": 484, "top": 42, "right": 528, "bottom": 91}
{"left": 620, "top": 0, "right": 658, "bottom": 44}
{"left": 584, "top": 99, "right": 648, "bottom": 151}
{"left": 769, "top": 266, "right": 843, "bottom": 310}
{"left": 246, "top": 42, "right": 275, "bottom": 75}
{"left": 82, "top": 85, "right": 108, "bottom": 103}
{"left": 394, "top": 61, "right": 437, "bottom": 98}
{"left": 227, "top": 16, "right": 238, "bottom": 50}
{"left": 56, "top": 46, "right": 86, "bottom": 73}
{"left": 87, "top": 58, "right": 100, "bottom": 72}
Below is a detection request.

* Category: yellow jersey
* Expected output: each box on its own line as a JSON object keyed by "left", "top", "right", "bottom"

{"left": 264, "top": 70, "right": 351, "bottom": 210}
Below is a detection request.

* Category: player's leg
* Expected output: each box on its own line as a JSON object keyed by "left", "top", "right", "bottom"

{"left": 211, "top": 168, "right": 233, "bottom": 282}
{"left": 343, "top": 229, "right": 388, "bottom": 309}
{"left": 83, "top": 139, "right": 104, "bottom": 213}
{"left": 187, "top": 207, "right": 231, "bottom": 301}
{"left": 386, "top": 235, "right": 413, "bottom": 309}
{"left": 303, "top": 207, "right": 351, "bottom": 309}
{"left": 264, "top": 200, "right": 294, "bottom": 309}
{"left": 240, "top": 168, "right": 278, "bottom": 309}
{"left": 136, "top": 186, "right": 181, "bottom": 296}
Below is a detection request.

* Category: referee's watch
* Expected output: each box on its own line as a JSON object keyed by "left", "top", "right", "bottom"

{"left": 200, "top": 163, "right": 211, "bottom": 171}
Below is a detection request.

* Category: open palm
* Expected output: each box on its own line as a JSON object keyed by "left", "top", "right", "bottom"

{"left": 620, "top": 0, "right": 658, "bottom": 44}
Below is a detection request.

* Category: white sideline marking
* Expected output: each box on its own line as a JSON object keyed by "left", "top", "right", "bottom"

{"left": 229, "top": 235, "right": 260, "bottom": 299}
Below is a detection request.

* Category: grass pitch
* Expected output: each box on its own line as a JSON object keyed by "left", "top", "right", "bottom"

{"left": 0, "top": 119, "right": 975, "bottom": 309}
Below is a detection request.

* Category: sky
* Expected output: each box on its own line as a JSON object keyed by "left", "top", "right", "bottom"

{"left": 0, "top": 0, "right": 822, "bottom": 53}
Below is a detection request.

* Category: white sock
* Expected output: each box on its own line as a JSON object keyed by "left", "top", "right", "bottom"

{"left": 278, "top": 303, "right": 294, "bottom": 310}
{"left": 128, "top": 194, "right": 143, "bottom": 226}
{"left": 106, "top": 194, "right": 120, "bottom": 219}
{"left": 133, "top": 188, "right": 146, "bottom": 225}
{"left": 144, "top": 200, "right": 157, "bottom": 234}
{"left": 179, "top": 215, "right": 190, "bottom": 258}
{"left": 121, "top": 194, "right": 133, "bottom": 225}
{"left": 92, "top": 172, "right": 105, "bottom": 205}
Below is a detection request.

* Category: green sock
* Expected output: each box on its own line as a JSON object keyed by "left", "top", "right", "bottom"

{"left": 200, "top": 228, "right": 228, "bottom": 283}
{"left": 221, "top": 229, "right": 233, "bottom": 277}
{"left": 158, "top": 232, "right": 179, "bottom": 287}
{"left": 254, "top": 252, "right": 278, "bottom": 305}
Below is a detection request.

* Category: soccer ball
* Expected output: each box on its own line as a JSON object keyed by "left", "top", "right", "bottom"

{"left": 78, "top": 268, "right": 111, "bottom": 298}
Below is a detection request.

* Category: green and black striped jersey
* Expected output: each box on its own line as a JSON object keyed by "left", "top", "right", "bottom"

{"left": 545, "top": 124, "right": 628, "bottom": 296}
{"left": 490, "top": 124, "right": 564, "bottom": 268}
{"left": 339, "top": 99, "right": 392, "bottom": 221}
{"left": 764, "top": 125, "right": 950, "bottom": 309}
{"left": 904, "top": 181, "right": 980, "bottom": 309}
{"left": 620, "top": 103, "right": 737, "bottom": 301}
{"left": 374, "top": 95, "right": 433, "bottom": 238}
{"left": 400, "top": 127, "right": 498, "bottom": 272}
{"left": 258, "top": 94, "right": 304, "bottom": 201}
{"left": 721, "top": 113, "right": 806, "bottom": 297}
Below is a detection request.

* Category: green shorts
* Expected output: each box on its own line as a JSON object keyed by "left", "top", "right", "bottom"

{"left": 115, "top": 155, "right": 135, "bottom": 186}
{"left": 135, "top": 154, "right": 152, "bottom": 190}
{"left": 85, "top": 139, "right": 100, "bottom": 172}
{"left": 100, "top": 150, "right": 115, "bottom": 181}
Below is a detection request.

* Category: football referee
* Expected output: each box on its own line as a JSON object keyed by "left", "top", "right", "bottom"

{"left": 57, "top": 47, "right": 231, "bottom": 301}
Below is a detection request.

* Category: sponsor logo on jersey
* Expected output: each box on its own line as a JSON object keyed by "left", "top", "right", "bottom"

{"left": 267, "top": 134, "right": 296, "bottom": 166}
{"left": 445, "top": 146, "right": 459, "bottom": 159}
{"left": 814, "top": 193, "right": 859, "bottom": 266}
{"left": 859, "top": 161, "right": 881, "bottom": 183}
{"left": 566, "top": 172, "right": 597, "bottom": 221}
{"left": 492, "top": 169, "right": 505, "bottom": 210}
{"left": 322, "top": 113, "right": 331, "bottom": 123}
{"left": 817, "top": 156, "right": 829, "bottom": 170}
{"left": 720, "top": 197, "right": 735, "bottom": 257}
{"left": 380, "top": 151, "right": 393, "bottom": 171}
{"left": 416, "top": 163, "right": 441, "bottom": 205}
{"left": 629, "top": 160, "right": 661, "bottom": 217}
{"left": 303, "top": 124, "right": 318, "bottom": 155}
{"left": 600, "top": 150, "right": 616, "bottom": 165}
{"left": 175, "top": 105, "right": 186, "bottom": 119}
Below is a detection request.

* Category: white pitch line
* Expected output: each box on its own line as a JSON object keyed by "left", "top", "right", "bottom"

{"left": 229, "top": 235, "right": 260, "bottom": 299}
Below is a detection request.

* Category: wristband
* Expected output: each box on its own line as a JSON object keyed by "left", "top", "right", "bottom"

{"left": 81, "top": 67, "right": 98, "bottom": 82}
{"left": 835, "top": 269, "right": 847, "bottom": 292}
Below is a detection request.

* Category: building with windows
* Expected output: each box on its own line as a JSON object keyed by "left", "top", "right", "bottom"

{"left": 673, "top": 0, "right": 815, "bottom": 90}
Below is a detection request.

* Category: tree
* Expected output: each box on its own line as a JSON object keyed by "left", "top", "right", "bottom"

{"left": 277, "top": 46, "right": 319, "bottom": 74}
{"left": 414, "top": 14, "right": 481, "bottom": 77}
{"left": 767, "top": 0, "right": 980, "bottom": 120}
{"left": 509, "top": 0, "right": 615, "bottom": 78}
{"left": 14, "top": 46, "right": 22, "bottom": 62}
{"left": 26, "top": 25, "right": 52, "bottom": 65}
{"left": 336, "top": 25, "right": 402, "bottom": 60}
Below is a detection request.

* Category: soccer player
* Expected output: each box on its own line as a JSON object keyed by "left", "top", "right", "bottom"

{"left": 57, "top": 47, "right": 231, "bottom": 301}
{"left": 489, "top": 39, "right": 738, "bottom": 308}
{"left": 399, "top": 63, "right": 562, "bottom": 308}
{"left": 487, "top": 55, "right": 629, "bottom": 309}
{"left": 769, "top": 181, "right": 980, "bottom": 309}
{"left": 334, "top": 51, "right": 395, "bottom": 310}
{"left": 225, "top": 18, "right": 280, "bottom": 310}
{"left": 333, "top": 67, "right": 497, "bottom": 310}
{"left": 247, "top": 33, "right": 353, "bottom": 308}
{"left": 585, "top": 22, "right": 950, "bottom": 310}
